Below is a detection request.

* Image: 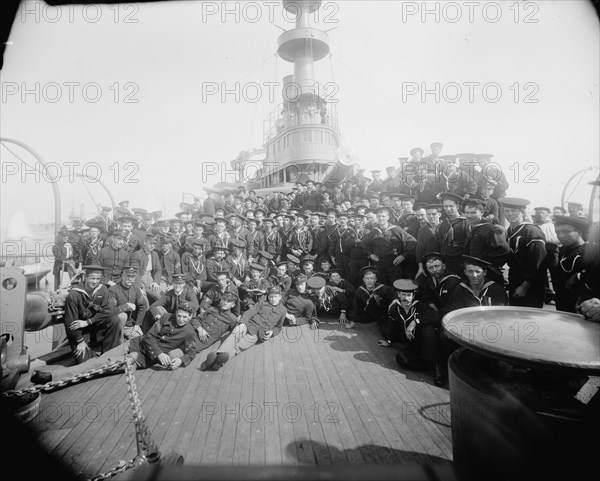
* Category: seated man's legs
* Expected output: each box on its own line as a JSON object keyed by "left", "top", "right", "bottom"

{"left": 202, "top": 324, "right": 258, "bottom": 370}
{"left": 219, "top": 324, "right": 258, "bottom": 357}
{"left": 96, "top": 315, "right": 122, "bottom": 353}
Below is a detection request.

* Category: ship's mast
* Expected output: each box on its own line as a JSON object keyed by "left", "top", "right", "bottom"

{"left": 259, "top": 0, "right": 340, "bottom": 188}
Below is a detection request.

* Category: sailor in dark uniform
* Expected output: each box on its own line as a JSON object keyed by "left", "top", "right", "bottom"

{"left": 261, "top": 218, "right": 282, "bottom": 261}
{"left": 181, "top": 238, "right": 209, "bottom": 295}
{"left": 500, "top": 197, "right": 547, "bottom": 308}
{"left": 353, "top": 266, "right": 394, "bottom": 325}
{"left": 93, "top": 229, "right": 130, "bottom": 286}
{"left": 307, "top": 271, "right": 355, "bottom": 328}
{"left": 299, "top": 258, "right": 317, "bottom": 280}
{"left": 286, "top": 213, "right": 313, "bottom": 259}
{"left": 268, "top": 261, "right": 293, "bottom": 296}
{"left": 446, "top": 256, "right": 509, "bottom": 310}
{"left": 107, "top": 265, "right": 149, "bottom": 341}
{"left": 366, "top": 170, "right": 384, "bottom": 195}
{"left": 361, "top": 206, "right": 416, "bottom": 285}
{"left": 284, "top": 274, "right": 319, "bottom": 329}
{"left": 378, "top": 279, "right": 444, "bottom": 385}
{"left": 239, "top": 263, "right": 271, "bottom": 311}
{"left": 59, "top": 264, "right": 119, "bottom": 364}
{"left": 205, "top": 245, "right": 232, "bottom": 284}
{"left": 463, "top": 196, "right": 510, "bottom": 285}
{"left": 199, "top": 270, "right": 240, "bottom": 316}
{"left": 550, "top": 215, "right": 589, "bottom": 313}
{"left": 435, "top": 192, "right": 469, "bottom": 276}
{"left": 419, "top": 252, "right": 462, "bottom": 314}
{"left": 145, "top": 273, "right": 199, "bottom": 332}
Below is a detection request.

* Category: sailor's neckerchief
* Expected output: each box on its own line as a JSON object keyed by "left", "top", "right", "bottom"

{"left": 431, "top": 273, "right": 461, "bottom": 297}
{"left": 358, "top": 283, "right": 385, "bottom": 311}
{"left": 442, "top": 216, "right": 467, "bottom": 245}
{"left": 507, "top": 222, "right": 545, "bottom": 253}
{"left": 458, "top": 280, "right": 496, "bottom": 305}
{"left": 388, "top": 298, "right": 420, "bottom": 337}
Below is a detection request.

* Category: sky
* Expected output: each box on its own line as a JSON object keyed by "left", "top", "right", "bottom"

{"left": 1, "top": 0, "right": 599, "bottom": 232}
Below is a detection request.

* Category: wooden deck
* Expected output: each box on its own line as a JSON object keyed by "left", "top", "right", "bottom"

{"left": 25, "top": 319, "right": 453, "bottom": 479}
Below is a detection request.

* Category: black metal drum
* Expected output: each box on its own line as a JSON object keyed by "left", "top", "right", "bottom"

{"left": 443, "top": 307, "right": 600, "bottom": 481}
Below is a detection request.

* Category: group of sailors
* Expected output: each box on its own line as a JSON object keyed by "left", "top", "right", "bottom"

{"left": 37, "top": 145, "right": 599, "bottom": 387}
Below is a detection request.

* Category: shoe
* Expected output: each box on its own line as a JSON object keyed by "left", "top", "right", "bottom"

{"left": 212, "top": 352, "right": 230, "bottom": 371}
{"left": 434, "top": 363, "right": 444, "bottom": 386}
{"left": 31, "top": 370, "right": 52, "bottom": 385}
{"left": 201, "top": 352, "right": 218, "bottom": 371}
{"left": 342, "top": 321, "right": 355, "bottom": 329}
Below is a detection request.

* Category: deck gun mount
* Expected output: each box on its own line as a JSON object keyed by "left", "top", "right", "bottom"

{"left": 1, "top": 266, "right": 69, "bottom": 391}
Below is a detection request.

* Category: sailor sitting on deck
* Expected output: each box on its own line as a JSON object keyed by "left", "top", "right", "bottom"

{"left": 284, "top": 274, "right": 319, "bottom": 329}
{"left": 378, "top": 279, "right": 444, "bottom": 386}
{"left": 201, "top": 286, "right": 287, "bottom": 371}
{"left": 30, "top": 301, "right": 200, "bottom": 384}
{"left": 59, "top": 264, "right": 121, "bottom": 365}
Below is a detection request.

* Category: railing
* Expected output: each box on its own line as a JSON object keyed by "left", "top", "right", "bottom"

{"left": 263, "top": 101, "right": 339, "bottom": 144}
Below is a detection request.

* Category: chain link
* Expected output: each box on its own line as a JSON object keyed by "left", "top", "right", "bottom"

{"left": 124, "top": 357, "right": 161, "bottom": 464}
{"left": 88, "top": 457, "right": 138, "bottom": 481}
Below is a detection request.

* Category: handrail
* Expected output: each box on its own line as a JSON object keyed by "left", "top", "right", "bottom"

{"left": 1, "top": 137, "right": 61, "bottom": 233}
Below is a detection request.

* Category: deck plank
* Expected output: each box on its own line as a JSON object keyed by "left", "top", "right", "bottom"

{"left": 215, "top": 341, "right": 245, "bottom": 464}
{"left": 201, "top": 342, "right": 237, "bottom": 464}
{"left": 286, "top": 325, "right": 333, "bottom": 464}
{"left": 231, "top": 338, "right": 256, "bottom": 464}
{"left": 159, "top": 348, "right": 212, "bottom": 458}
{"left": 269, "top": 324, "right": 297, "bottom": 465}
{"left": 297, "top": 323, "right": 348, "bottom": 464}
{"left": 279, "top": 324, "right": 314, "bottom": 464}
{"left": 262, "top": 333, "right": 283, "bottom": 465}
{"left": 248, "top": 335, "right": 267, "bottom": 465}
{"left": 181, "top": 345, "right": 225, "bottom": 464}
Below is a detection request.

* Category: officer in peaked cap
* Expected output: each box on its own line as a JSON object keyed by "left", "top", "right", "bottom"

{"left": 306, "top": 275, "right": 326, "bottom": 290}
{"left": 121, "top": 264, "right": 139, "bottom": 276}
{"left": 410, "top": 147, "right": 424, "bottom": 157}
{"left": 266, "top": 285, "right": 281, "bottom": 295}
{"left": 392, "top": 278, "right": 419, "bottom": 292}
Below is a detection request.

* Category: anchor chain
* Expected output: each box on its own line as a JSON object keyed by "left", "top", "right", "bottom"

{"left": 1, "top": 359, "right": 127, "bottom": 398}
{"left": 124, "top": 356, "right": 161, "bottom": 465}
